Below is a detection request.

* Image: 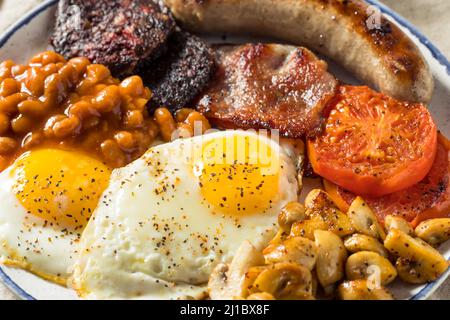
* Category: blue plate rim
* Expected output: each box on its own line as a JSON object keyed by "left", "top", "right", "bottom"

{"left": 0, "top": 0, "right": 449, "bottom": 300}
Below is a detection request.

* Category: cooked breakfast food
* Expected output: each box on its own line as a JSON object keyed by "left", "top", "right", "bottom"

{"left": 71, "top": 130, "right": 300, "bottom": 299}
{"left": 0, "top": 149, "right": 111, "bottom": 284}
{"left": 308, "top": 85, "right": 438, "bottom": 196}
{"left": 51, "top": 0, "right": 215, "bottom": 112}
{"left": 207, "top": 190, "right": 449, "bottom": 300}
{"left": 324, "top": 134, "right": 450, "bottom": 227}
{"left": 0, "top": 51, "right": 158, "bottom": 170}
{"left": 196, "top": 44, "right": 338, "bottom": 138}
{"left": 0, "top": 0, "right": 449, "bottom": 301}
{"left": 164, "top": 0, "right": 434, "bottom": 104}
{"left": 138, "top": 31, "right": 216, "bottom": 111}
{"left": 51, "top": 0, "right": 176, "bottom": 77}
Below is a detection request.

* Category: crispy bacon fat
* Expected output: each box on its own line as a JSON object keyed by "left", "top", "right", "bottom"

{"left": 196, "top": 44, "right": 338, "bottom": 138}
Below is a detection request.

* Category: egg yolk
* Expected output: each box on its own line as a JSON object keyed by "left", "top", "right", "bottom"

{"left": 197, "top": 134, "right": 280, "bottom": 216}
{"left": 11, "top": 149, "right": 111, "bottom": 230}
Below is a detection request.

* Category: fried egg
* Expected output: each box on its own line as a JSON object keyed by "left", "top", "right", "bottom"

{"left": 0, "top": 148, "right": 111, "bottom": 284}
{"left": 72, "top": 130, "right": 299, "bottom": 299}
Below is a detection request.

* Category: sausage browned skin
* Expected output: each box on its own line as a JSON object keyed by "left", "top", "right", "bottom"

{"left": 164, "top": 0, "right": 434, "bottom": 103}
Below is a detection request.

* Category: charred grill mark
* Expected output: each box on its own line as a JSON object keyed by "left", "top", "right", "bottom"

{"left": 314, "top": 0, "right": 425, "bottom": 82}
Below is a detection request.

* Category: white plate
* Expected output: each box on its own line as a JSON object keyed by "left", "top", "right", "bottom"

{"left": 0, "top": 0, "right": 449, "bottom": 300}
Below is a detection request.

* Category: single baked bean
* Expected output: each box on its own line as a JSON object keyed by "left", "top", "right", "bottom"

{"left": 68, "top": 57, "right": 90, "bottom": 76}
{"left": 114, "top": 131, "right": 136, "bottom": 151}
{"left": 124, "top": 110, "right": 144, "bottom": 128}
{"left": 41, "top": 63, "right": 60, "bottom": 77}
{"left": 69, "top": 101, "right": 99, "bottom": 119}
{"left": 23, "top": 67, "right": 46, "bottom": 96}
{"left": 131, "top": 98, "right": 148, "bottom": 112}
{"left": 52, "top": 116, "right": 81, "bottom": 138}
{"left": 0, "top": 78, "right": 19, "bottom": 97}
{"left": 0, "top": 113, "right": 10, "bottom": 135}
{"left": 154, "top": 108, "right": 176, "bottom": 142}
{"left": 58, "top": 63, "right": 78, "bottom": 88}
{"left": 185, "top": 111, "right": 211, "bottom": 134}
{"left": 17, "top": 99, "right": 48, "bottom": 117}
{"left": 92, "top": 85, "right": 121, "bottom": 113}
{"left": 0, "top": 137, "right": 18, "bottom": 155}
{"left": 87, "top": 64, "right": 111, "bottom": 83}
{"left": 44, "top": 73, "right": 66, "bottom": 105}
{"left": 0, "top": 60, "right": 14, "bottom": 80}
{"left": 175, "top": 108, "right": 195, "bottom": 122}
{"left": 101, "top": 139, "right": 125, "bottom": 168}
{"left": 76, "top": 78, "right": 95, "bottom": 96}
{"left": 21, "top": 131, "right": 43, "bottom": 149}
{"left": 0, "top": 93, "right": 28, "bottom": 114}
{"left": 43, "top": 114, "right": 67, "bottom": 137}
{"left": 120, "top": 76, "right": 145, "bottom": 97}
{"left": 11, "top": 114, "right": 34, "bottom": 134}
{"left": 11, "top": 64, "right": 27, "bottom": 77}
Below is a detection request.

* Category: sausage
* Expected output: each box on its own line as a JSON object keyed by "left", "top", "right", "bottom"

{"left": 163, "top": 0, "right": 434, "bottom": 103}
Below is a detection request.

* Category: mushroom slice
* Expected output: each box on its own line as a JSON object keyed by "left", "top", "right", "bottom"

{"left": 314, "top": 230, "right": 347, "bottom": 288}
{"left": 243, "top": 266, "right": 267, "bottom": 296}
{"left": 345, "top": 251, "right": 397, "bottom": 285}
{"left": 344, "top": 233, "right": 388, "bottom": 257}
{"left": 208, "top": 241, "right": 264, "bottom": 300}
{"left": 290, "top": 215, "right": 327, "bottom": 241}
{"left": 415, "top": 218, "right": 450, "bottom": 246}
{"left": 278, "top": 201, "right": 307, "bottom": 231}
{"left": 246, "top": 292, "right": 275, "bottom": 300}
{"left": 337, "top": 280, "right": 394, "bottom": 300}
{"left": 252, "top": 262, "right": 313, "bottom": 299}
{"left": 304, "top": 189, "right": 354, "bottom": 237}
{"left": 263, "top": 229, "right": 290, "bottom": 256}
{"left": 384, "top": 229, "right": 449, "bottom": 284}
{"left": 263, "top": 236, "right": 318, "bottom": 270}
{"left": 348, "top": 197, "right": 386, "bottom": 240}
{"left": 385, "top": 215, "right": 414, "bottom": 236}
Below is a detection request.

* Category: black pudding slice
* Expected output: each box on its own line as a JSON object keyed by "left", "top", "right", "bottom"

{"left": 138, "top": 31, "right": 216, "bottom": 112}
{"left": 50, "top": 0, "right": 176, "bottom": 77}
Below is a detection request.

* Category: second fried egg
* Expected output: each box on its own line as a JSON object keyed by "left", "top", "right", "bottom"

{"left": 72, "top": 130, "right": 299, "bottom": 299}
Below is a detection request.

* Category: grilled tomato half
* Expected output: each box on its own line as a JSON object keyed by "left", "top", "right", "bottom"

{"left": 308, "top": 85, "right": 437, "bottom": 197}
{"left": 324, "top": 134, "right": 450, "bottom": 227}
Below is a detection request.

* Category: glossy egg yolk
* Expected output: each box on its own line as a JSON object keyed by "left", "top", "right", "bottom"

{"left": 197, "top": 134, "right": 280, "bottom": 215}
{"left": 11, "top": 149, "right": 111, "bottom": 230}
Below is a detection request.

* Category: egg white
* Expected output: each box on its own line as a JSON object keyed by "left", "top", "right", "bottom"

{"left": 72, "top": 130, "right": 299, "bottom": 299}
{"left": 0, "top": 165, "right": 80, "bottom": 284}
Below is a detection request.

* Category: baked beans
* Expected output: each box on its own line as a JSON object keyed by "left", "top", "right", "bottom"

{"left": 0, "top": 51, "right": 155, "bottom": 168}
{"left": 154, "top": 107, "right": 211, "bottom": 142}
{"left": 0, "top": 51, "right": 212, "bottom": 170}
